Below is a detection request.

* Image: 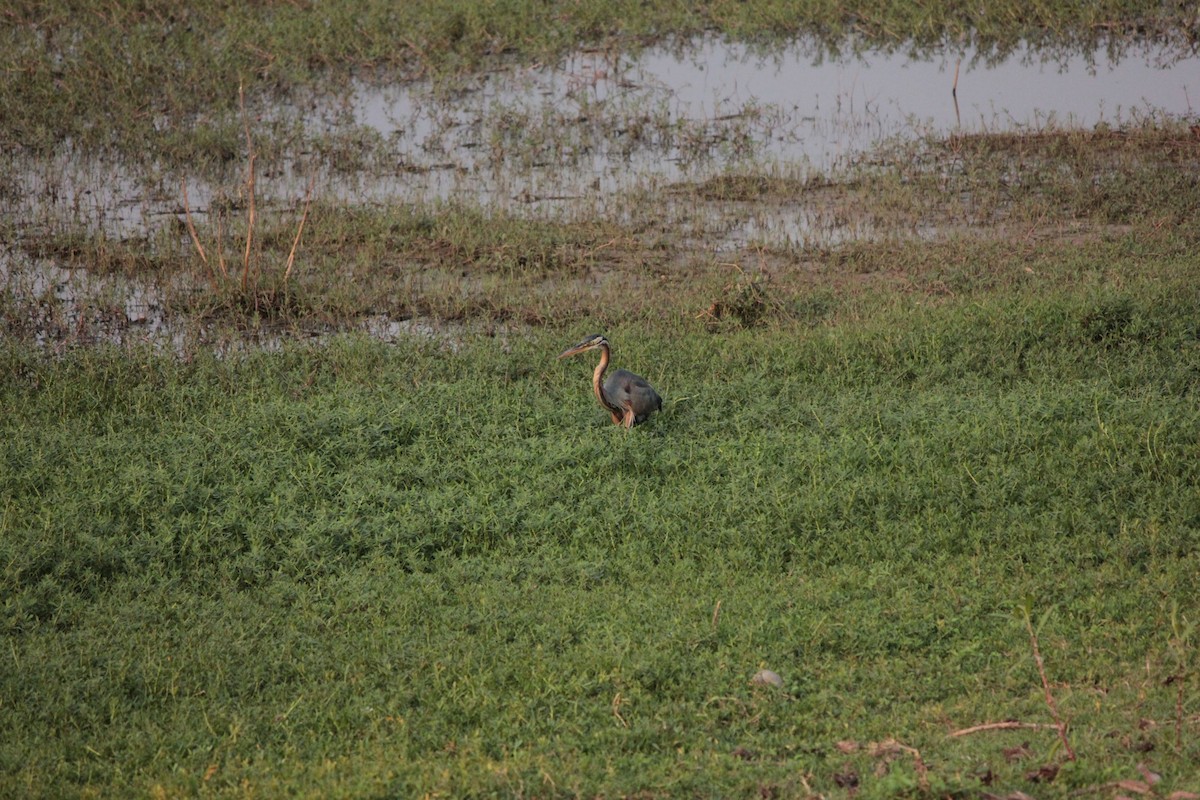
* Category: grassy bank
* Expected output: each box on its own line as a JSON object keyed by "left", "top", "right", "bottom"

{"left": 3, "top": 276, "right": 1199, "bottom": 796}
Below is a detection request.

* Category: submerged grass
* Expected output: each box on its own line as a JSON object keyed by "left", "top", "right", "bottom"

{"left": 5, "top": 117, "right": 1197, "bottom": 344}
{"left": 677, "top": 116, "right": 1200, "bottom": 250}
{"left": 2, "top": 278, "right": 1199, "bottom": 796}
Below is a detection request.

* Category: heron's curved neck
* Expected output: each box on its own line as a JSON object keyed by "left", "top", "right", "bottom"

{"left": 591, "top": 343, "right": 619, "bottom": 414}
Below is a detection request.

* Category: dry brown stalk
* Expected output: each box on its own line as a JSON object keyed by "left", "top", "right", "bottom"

{"left": 215, "top": 213, "right": 227, "bottom": 279}
{"left": 239, "top": 84, "right": 257, "bottom": 294}
{"left": 796, "top": 772, "right": 819, "bottom": 799}
{"left": 180, "top": 178, "right": 219, "bottom": 294}
{"left": 242, "top": 152, "right": 257, "bottom": 293}
{"left": 611, "top": 692, "right": 628, "bottom": 728}
{"left": 180, "top": 180, "right": 207, "bottom": 268}
{"left": 282, "top": 175, "right": 317, "bottom": 286}
{"left": 181, "top": 86, "right": 314, "bottom": 309}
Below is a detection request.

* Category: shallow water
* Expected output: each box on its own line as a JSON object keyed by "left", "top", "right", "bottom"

{"left": 6, "top": 36, "right": 1198, "bottom": 236}
{"left": 325, "top": 37, "right": 1198, "bottom": 208}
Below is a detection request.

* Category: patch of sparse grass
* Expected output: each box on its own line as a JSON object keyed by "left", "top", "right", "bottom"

{"left": 4, "top": 197, "right": 653, "bottom": 336}
{"left": 15, "top": 227, "right": 170, "bottom": 276}
{"left": 259, "top": 201, "right": 656, "bottom": 326}
{"left": 685, "top": 173, "right": 830, "bottom": 203}
{"left": 900, "top": 117, "right": 1200, "bottom": 230}
{"left": 2, "top": 277, "right": 1199, "bottom": 796}
{"left": 670, "top": 117, "right": 1200, "bottom": 256}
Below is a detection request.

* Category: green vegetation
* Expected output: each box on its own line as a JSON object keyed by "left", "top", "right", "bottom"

{"left": 3, "top": 276, "right": 1199, "bottom": 796}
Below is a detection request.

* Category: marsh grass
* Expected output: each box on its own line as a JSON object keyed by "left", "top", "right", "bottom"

{"left": 14, "top": 227, "right": 168, "bottom": 276}
{"left": 906, "top": 117, "right": 1200, "bottom": 228}
{"left": 4, "top": 116, "right": 1197, "bottom": 350}
{"left": 2, "top": 1, "right": 1194, "bottom": 165}
{"left": 668, "top": 116, "right": 1200, "bottom": 256}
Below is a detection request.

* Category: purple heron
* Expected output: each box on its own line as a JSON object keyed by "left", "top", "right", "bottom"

{"left": 558, "top": 334, "right": 662, "bottom": 428}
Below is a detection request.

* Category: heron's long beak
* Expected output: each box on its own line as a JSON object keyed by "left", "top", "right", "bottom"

{"left": 561, "top": 340, "right": 600, "bottom": 357}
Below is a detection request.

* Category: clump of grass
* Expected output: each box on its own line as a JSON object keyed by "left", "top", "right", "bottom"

{"left": 685, "top": 172, "right": 828, "bottom": 203}
{"left": 698, "top": 262, "right": 789, "bottom": 329}
{"left": 181, "top": 88, "right": 315, "bottom": 318}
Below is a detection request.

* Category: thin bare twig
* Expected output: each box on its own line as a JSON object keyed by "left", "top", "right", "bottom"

{"left": 611, "top": 692, "right": 628, "bottom": 728}
{"left": 873, "top": 739, "right": 929, "bottom": 792}
{"left": 949, "top": 721, "right": 1059, "bottom": 737}
{"left": 1024, "top": 611, "right": 1076, "bottom": 761}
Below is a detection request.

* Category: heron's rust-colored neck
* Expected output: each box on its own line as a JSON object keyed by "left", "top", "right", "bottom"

{"left": 591, "top": 343, "right": 622, "bottom": 422}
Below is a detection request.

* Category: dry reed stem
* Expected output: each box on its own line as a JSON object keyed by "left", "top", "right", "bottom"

{"left": 952, "top": 57, "right": 962, "bottom": 127}
{"left": 180, "top": 179, "right": 218, "bottom": 292}
{"left": 282, "top": 175, "right": 317, "bottom": 286}
{"left": 179, "top": 88, "right": 314, "bottom": 309}
{"left": 242, "top": 152, "right": 257, "bottom": 293}
{"left": 239, "top": 84, "right": 257, "bottom": 294}
{"left": 216, "top": 213, "right": 227, "bottom": 279}
{"left": 1024, "top": 612, "right": 1076, "bottom": 761}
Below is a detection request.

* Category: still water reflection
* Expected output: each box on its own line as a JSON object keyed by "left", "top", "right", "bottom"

{"left": 330, "top": 36, "right": 1198, "bottom": 208}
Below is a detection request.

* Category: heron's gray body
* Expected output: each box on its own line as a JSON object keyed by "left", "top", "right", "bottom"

{"left": 603, "top": 368, "right": 662, "bottom": 426}
{"left": 558, "top": 334, "right": 662, "bottom": 428}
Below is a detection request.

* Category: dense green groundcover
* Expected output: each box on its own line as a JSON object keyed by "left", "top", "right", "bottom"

{"left": 2, "top": 286, "right": 1198, "bottom": 796}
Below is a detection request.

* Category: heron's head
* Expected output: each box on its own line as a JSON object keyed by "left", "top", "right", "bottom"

{"left": 557, "top": 333, "right": 607, "bottom": 359}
